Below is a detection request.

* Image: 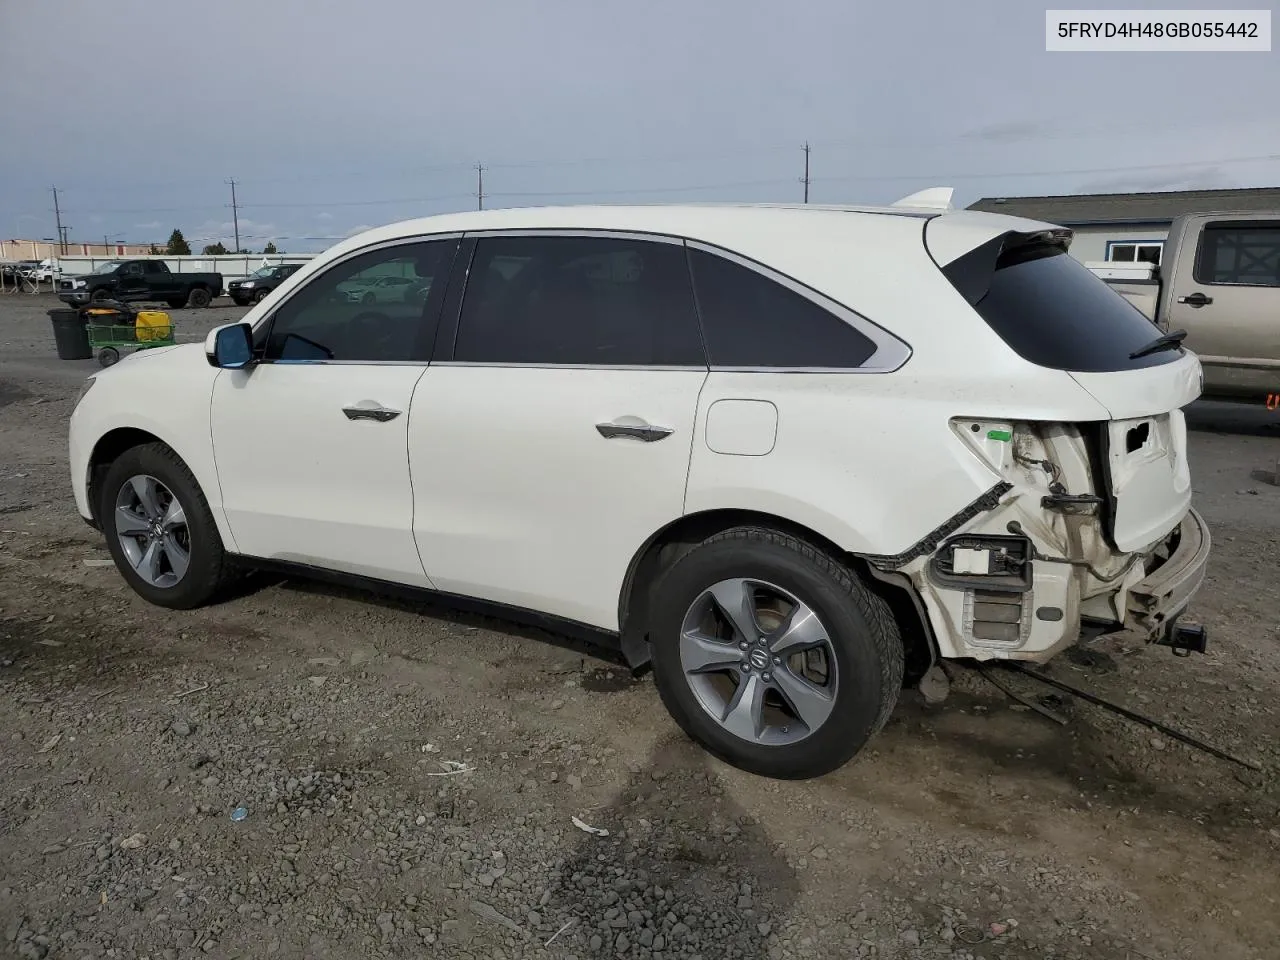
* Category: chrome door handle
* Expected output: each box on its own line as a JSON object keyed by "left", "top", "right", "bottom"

{"left": 343, "top": 404, "right": 401, "bottom": 423}
{"left": 596, "top": 419, "right": 674, "bottom": 442}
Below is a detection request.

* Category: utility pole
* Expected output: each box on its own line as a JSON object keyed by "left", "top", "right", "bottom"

{"left": 801, "top": 142, "right": 811, "bottom": 204}
{"left": 226, "top": 178, "right": 241, "bottom": 252}
{"left": 476, "top": 163, "right": 485, "bottom": 211}
{"left": 52, "top": 186, "right": 65, "bottom": 253}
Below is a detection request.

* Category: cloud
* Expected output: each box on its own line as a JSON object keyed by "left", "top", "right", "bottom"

{"left": 1079, "top": 167, "right": 1237, "bottom": 194}
{"left": 963, "top": 120, "right": 1047, "bottom": 143}
{"left": 315, "top": 211, "right": 334, "bottom": 220}
{"left": 134, "top": 220, "right": 162, "bottom": 231}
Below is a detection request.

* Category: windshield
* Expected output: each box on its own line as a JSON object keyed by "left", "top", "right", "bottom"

{"left": 250, "top": 266, "right": 277, "bottom": 278}
{"left": 91, "top": 261, "right": 123, "bottom": 275}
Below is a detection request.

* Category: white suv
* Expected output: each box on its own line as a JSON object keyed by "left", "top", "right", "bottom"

{"left": 68, "top": 196, "right": 1211, "bottom": 779}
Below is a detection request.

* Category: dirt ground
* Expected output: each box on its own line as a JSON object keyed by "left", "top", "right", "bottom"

{"left": 1, "top": 293, "right": 1278, "bottom": 960}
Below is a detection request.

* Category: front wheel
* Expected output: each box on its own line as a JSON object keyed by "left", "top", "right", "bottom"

{"left": 649, "top": 527, "right": 904, "bottom": 780}
{"left": 98, "top": 443, "right": 233, "bottom": 609}
{"left": 253, "top": 288, "right": 269, "bottom": 304}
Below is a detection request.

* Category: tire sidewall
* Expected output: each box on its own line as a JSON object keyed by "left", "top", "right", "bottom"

{"left": 649, "top": 534, "right": 893, "bottom": 779}
{"left": 99, "top": 444, "right": 224, "bottom": 609}
{"left": 188, "top": 289, "right": 211, "bottom": 308}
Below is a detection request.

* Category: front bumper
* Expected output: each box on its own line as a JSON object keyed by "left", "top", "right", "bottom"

{"left": 59, "top": 290, "right": 91, "bottom": 305}
{"left": 1125, "top": 506, "right": 1211, "bottom": 637}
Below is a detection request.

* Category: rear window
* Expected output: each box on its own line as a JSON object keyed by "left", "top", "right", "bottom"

{"left": 941, "top": 234, "right": 1177, "bottom": 372}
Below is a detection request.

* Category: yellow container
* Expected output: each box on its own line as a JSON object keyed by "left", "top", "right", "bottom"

{"left": 134, "top": 310, "right": 171, "bottom": 343}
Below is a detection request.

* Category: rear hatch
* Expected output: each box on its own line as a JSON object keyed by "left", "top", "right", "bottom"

{"left": 928, "top": 216, "right": 1201, "bottom": 552}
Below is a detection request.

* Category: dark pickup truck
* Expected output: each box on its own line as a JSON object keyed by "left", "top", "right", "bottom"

{"left": 58, "top": 259, "right": 224, "bottom": 309}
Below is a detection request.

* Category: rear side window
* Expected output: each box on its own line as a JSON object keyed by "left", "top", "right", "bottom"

{"left": 454, "top": 235, "right": 705, "bottom": 366}
{"left": 688, "top": 249, "right": 877, "bottom": 368}
{"left": 1194, "top": 222, "right": 1280, "bottom": 287}
{"left": 941, "top": 237, "right": 1175, "bottom": 372}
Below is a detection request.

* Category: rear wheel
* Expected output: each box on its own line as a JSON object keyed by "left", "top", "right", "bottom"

{"left": 97, "top": 347, "right": 120, "bottom": 368}
{"left": 99, "top": 443, "right": 233, "bottom": 609}
{"left": 648, "top": 527, "right": 903, "bottom": 779}
{"left": 187, "top": 287, "right": 212, "bottom": 308}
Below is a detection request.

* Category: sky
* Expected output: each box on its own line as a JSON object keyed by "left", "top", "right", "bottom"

{"left": 2, "top": 0, "right": 1278, "bottom": 253}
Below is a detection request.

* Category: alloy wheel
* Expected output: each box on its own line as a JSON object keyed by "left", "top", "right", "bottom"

{"left": 113, "top": 475, "right": 191, "bottom": 588}
{"left": 678, "top": 578, "right": 838, "bottom": 746}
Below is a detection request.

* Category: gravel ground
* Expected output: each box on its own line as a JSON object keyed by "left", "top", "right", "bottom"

{"left": 2, "top": 293, "right": 1279, "bottom": 960}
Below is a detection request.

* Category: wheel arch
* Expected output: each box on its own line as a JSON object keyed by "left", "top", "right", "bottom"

{"left": 85, "top": 427, "right": 235, "bottom": 552}
{"left": 617, "top": 508, "right": 937, "bottom": 682}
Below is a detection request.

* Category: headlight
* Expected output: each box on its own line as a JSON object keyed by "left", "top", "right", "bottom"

{"left": 74, "top": 279, "right": 87, "bottom": 288}
{"left": 240, "top": 280, "right": 255, "bottom": 288}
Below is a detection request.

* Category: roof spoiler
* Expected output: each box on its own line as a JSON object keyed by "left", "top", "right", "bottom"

{"left": 891, "top": 187, "right": 955, "bottom": 211}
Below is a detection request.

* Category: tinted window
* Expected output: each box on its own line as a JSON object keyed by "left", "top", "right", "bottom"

{"left": 943, "top": 238, "right": 1174, "bottom": 372}
{"left": 687, "top": 249, "right": 877, "bottom": 369}
{"left": 1194, "top": 223, "right": 1280, "bottom": 287}
{"left": 454, "top": 236, "right": 704, "bottom": 366}
{"left": 263, "top": 239, "right": 457, "bottom": 363}
{"left": 144, "top": 260, "right": 167, "bottom": 275}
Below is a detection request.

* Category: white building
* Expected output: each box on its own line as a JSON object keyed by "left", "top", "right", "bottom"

{"left": 967, "top": 186, "right": 1280, "bottom": 266}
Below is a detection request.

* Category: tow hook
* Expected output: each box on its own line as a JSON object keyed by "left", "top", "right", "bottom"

{"left": 1154, "top": 621, "right": 1209, "bottom": 657}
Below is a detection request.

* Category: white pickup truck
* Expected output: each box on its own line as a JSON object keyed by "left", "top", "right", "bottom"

{"left": 1087, "top": 212, "right": 1280, "bottom": 405}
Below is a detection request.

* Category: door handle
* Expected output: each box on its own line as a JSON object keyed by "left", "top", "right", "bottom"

{"left": 596, "top": 419, "right": 674, "bottom": 442}
{"left": 1177, "top": 292, "right": 1213, "bottom": 307}
{"left": 343, "top": 404, "right": 401, "bottom": 423}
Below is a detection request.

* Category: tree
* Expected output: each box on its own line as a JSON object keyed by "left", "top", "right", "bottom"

{"left": 202, "top": 241, "right": 229, "bottom": 255}
{"left": 166, "top": 229, "right": 191, "bottom": 256}
{"left": 262, "top": 241, "right": 279, "bottom": 255}
{"left": 147, "top": 244, "right": 161, "bottom": 256}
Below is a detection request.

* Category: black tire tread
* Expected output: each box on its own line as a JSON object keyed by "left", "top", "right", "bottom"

{"left": 669, "top": 526, "right": 904, "bottom": 735}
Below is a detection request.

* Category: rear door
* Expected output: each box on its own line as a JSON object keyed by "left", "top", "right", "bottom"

{"left": 115, "top": 262, "right": 147, "bottom": 300}
{"left": 408, "top": 232, "right": 708, "bottom": 630}
{"left": 143, "top": 260, "right": 180, "bottom": 299}
{"left": 1165, "top": 216, "right": 1280, "bottom": 401}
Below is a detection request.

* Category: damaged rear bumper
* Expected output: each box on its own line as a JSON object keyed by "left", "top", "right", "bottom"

{"left": 1125, "top": 506, "right": 1211, "bottom": 638}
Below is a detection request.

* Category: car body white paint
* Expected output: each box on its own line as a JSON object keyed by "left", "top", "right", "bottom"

{"left": 69, "top": 200, "right": 1208, "bottom": 669}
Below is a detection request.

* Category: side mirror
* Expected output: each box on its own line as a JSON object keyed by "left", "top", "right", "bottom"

{"left": 205, "top": 322, "right": 254, "bottom": 369}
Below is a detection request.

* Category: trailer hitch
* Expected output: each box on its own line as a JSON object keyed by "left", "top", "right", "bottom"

{"left": 1153, "top": 620, "right": 1209, "bottom": 657}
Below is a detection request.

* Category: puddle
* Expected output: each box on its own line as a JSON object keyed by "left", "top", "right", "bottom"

{"left": 580, "top": 665, "right": 641, "bottom": 693}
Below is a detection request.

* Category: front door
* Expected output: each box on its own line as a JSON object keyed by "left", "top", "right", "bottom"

{"left": 409, "top": 233, "right": 708, "bottom": 630}
{"left": 210, "top": 237, "right": 460, "bottom": 586}
{"left": 1167, "top": 218, "right": 1280, "bottom": 400}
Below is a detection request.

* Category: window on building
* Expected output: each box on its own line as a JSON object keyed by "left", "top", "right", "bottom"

{"left": 1193, "top": 222, "right": 1280, "bottom": 287}
{"left": 1106, "top": 241, "right": 1164, "bottom": 265}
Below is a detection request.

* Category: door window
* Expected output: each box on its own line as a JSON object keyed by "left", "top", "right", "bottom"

{"left": 687, "top": 248, "right": 878, "bottom": 368}
{"left": 453, "top": 235, "right": 705, "bottom": 366}
{"left": 1194, "top": 223, "right": 1280, "bottom": 287}
{"left": 262, "top": 239, "right": 458, "bottom": 363}
{"left": 121, "top": 262, "right": 144, "bottom": 277}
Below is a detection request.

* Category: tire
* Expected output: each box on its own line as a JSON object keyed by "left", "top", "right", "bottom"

{"left": 97, "top": 347, "right": 120, "bottom": 368}
{"left": 648, "top": 527, "right": 904, "bottom": 780}
{"left": 361, "top": 292, "right": 376, "bottom": 305}
{"left": 253, "top": 288, "right": 269, "bottom": 304}
{"left": 90, "top": 288, "right": 112, "bottom": 303}
{"left": 98, "top": 442, "right": 233, "bottom": 610}
{"left": 187, "top": 287, "right": 212, "bottom": 308}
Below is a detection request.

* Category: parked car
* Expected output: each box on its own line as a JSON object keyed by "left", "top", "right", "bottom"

{"left": 228, "top": 263, "right": 303, "bottom": 306}
{"left": 58, "top": 259, "right": 223, "bottom": 309}
{"left": 1089, "top": 212, "right": 1280, "bottom": 405}
{"left": 67, "top": 198, "right": 1211, "bottom": 779}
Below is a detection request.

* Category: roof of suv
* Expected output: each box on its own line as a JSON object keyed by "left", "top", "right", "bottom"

{"left": 329, "top": 202, "right": 1061, "bottom": 269}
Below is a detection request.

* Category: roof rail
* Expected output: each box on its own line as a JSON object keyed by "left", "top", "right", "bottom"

{"left": 891, "top": 187, "right": 955, "bottom": 211}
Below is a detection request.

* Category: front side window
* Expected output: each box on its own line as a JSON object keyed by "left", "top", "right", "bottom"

{"left": 1194, "top": 223, "right": 1280, "bottom": 287}
{"left": 453, "top": 235, "right": 704, "bottom": 366}
{"left": 121, "top": 262, "right": 144, "bottom": 277}
{"left": 687, "top": 248, "right": 877, "bottom": 369}
{"left": 262, "top": 239, "right": 457, "bottom": 363}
